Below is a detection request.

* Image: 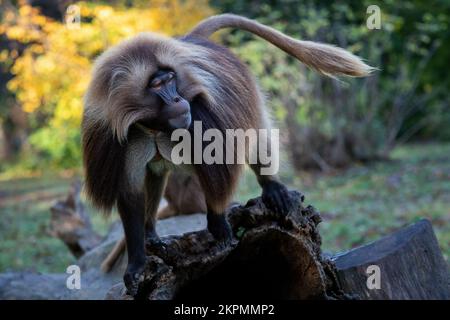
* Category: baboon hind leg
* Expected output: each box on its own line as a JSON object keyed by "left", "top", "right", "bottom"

{"left": 117, "top": 192, "right": 146, "bottom": 295}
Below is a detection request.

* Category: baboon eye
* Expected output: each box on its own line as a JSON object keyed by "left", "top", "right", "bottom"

{"left": 149, "top": 70, "right": 175, "bottom": 89}
{"left": 150, "top": 79, "right": 162, "bottom": 89}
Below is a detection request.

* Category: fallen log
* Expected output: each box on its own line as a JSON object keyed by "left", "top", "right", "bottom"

{"left": 105, "top": 191, "right": 449, "bottom": 300}
{"left": 49, "top": 181, "right": 102, "bottom": 258}
{"left": 106, "top": 191, "right": 348, "bottom": 300}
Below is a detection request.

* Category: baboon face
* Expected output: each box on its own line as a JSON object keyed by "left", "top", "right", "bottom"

{"left": 86, "top": 33, "right": 197, "bottom": 142}
{"left": 141, "top": 67, "right": 191, "bottom": 132}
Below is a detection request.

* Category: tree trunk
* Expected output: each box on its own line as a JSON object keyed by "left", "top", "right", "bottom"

{"left": 332, "top": 219, "right": 450, "bottom": 299}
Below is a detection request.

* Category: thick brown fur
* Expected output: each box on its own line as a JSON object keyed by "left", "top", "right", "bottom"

{"left": 83, "top": 32, "right": 261, "bottom": 214}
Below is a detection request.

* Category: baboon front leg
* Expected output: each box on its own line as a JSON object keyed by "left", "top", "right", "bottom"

{"left": 144, "top": 168, "right": 169, "bottom": 247}
{"left": 117, "top": 192, "right": 146, "bottom": 296}
{"left": 207, "top": 208, "right": 233, "bottom": 245}
{"left": 250, "top": 163, "right": 292, "bottom": 216}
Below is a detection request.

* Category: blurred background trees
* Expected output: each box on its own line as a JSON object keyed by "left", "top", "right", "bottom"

{"left": 214, "top": 0, "right": 450, "bottom": 170}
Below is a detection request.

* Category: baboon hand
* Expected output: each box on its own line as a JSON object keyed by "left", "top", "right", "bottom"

{"left": 262, "top": 180, "right": 292, "bottom": 216}
{"left": 207, "top": 213, "right": 233, "bottom": 247}
{"left": 145, "top": 234, "right": 169, "bottom": 257}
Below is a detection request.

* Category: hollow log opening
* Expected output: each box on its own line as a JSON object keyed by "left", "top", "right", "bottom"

{"left": 175, "top": 229, "right": 320, "bottom": 300}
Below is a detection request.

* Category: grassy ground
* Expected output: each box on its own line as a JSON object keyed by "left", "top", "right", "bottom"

{"left": 238, "top": 142, "right": 450, "bottom": 262}
{"left": 0, "top": 142, "right": 449, "bottom": 273}
{"left": 0, "top": 176, "right": 112, "bottom": 273}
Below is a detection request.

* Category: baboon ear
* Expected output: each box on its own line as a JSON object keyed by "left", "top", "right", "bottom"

{"left": 82, "top": 121, "right": 126, "bottom": 213}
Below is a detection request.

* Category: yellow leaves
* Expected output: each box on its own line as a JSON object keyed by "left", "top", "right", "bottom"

{"left": 35, "top": 55, "right": 56, "bottom": 73}
{"left": 0, "top": 50, "right": 9, "bottom": 63}
{"left": 5, "top": 26, "right": 25, "bottom": 39}
{"left": 150, "top": 0, "right": 214, "bottom": 36}
{"left": 1, "top": 3, "right": 47, "bottom": 42}
{"left": 23, "top": 101, "right": 38, "bottom": 113}
{"left": 30, "top": 14, "right": 48, "bottom": 26}
{"left": 1, "top": 0, "right": 213, "bottom": 166}
{"left": 18, "top": 4, "right": 32, "bottom": 16}
{"left": 95, "top": 6, "right": 114, "bottom": 20}
{"left": 53, "top": 95, "right": 83, "bottom": 125}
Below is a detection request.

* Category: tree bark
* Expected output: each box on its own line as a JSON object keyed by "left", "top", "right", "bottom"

{"left": 331, "top": 219, "right": 450, "bottom": 299}
{"left": 49, "top": 181, "right": 102, "bottom": 258}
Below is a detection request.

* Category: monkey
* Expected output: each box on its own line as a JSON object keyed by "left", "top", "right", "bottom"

{"left": 100, "top": 171, "right": 206, "bottom": 273}
{"left": 82, "top": 14, "right": 372, "bottom": 295}
{"left": 158, "top": 171, "right": 207, "bottom": 219}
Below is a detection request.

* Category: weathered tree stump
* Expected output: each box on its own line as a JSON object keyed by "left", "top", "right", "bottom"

{"left": 331, "top": 219, "right": 450, "bottom": 299}
{"left": 49, "top": 181, "right": 102, "bottom": 258}
{"left": 106, "top": 191, "right": 348, "bottom": 300}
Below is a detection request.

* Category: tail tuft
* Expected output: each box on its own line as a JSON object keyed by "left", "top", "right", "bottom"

{"left": 294, "top": 41, "right": 374, "bottom": 77}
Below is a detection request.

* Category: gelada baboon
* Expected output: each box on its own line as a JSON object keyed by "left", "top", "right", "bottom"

{"left": 82, "top": 14, "right": 372, "bottom": 294}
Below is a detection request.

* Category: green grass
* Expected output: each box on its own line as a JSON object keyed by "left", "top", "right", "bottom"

{"left": 0, "top": 176, "right": 73, "bottom": 272}
{"left": 0, "top": 176, "right": 111, "bottom": 273}
{"left": 0, "top": 142, "right": 449, "bottom": 273}
{"left": 238, "top": 142, "right": 450, "bottom": 263}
